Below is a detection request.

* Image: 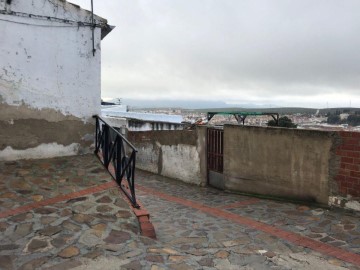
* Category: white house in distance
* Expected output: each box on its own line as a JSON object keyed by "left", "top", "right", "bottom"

{"left": 101, "top": 106, "right": 184, "bottom": 132}
{"left": 0, "top": 0, "right": 113, "bottom": 160}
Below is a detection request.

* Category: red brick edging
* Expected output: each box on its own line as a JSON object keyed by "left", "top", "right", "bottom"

{"left": 137, "top": 184, "right": 360, "bottom": 267}
{"left": 219, "top": 198, "right": 260, "bottom": 209}
{"left": 0, "top": 180, "right": 157, "bottom": 239}
{"left": 0, "top": 181, "right": 116, "bottom": 219}
{"left": 104, "top": 159, "right": 157, "bottom": 239}
{"left": 117, "top": 180, "right": 157, "bottom": 239}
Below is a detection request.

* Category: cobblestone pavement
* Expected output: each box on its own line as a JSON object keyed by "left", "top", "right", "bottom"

{"left": 0, "top": 155, "right": 359, "bottom": 269}
{"left": 135, "top": 170, "right": 360, "bottom": 270}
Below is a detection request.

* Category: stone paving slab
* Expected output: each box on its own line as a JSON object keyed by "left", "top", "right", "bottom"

{"left": 1, "top": 155, "right": 360, "bottom": 269}
{"left": 136, "top": 170, "right": 360, "bottom": 254}
{"left": 135, "top": 169, "right": 360, "bottom": 270}
{"left": 0, "top": 155, "right": 142, "bottom": 269}
{"left": 0, "top": 155, "right": 111, "bottom": 211}
{"left": 0, "top": 187, "right": 142, "bottom": 269}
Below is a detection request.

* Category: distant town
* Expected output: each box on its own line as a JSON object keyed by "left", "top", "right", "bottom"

{"left": 130, "top": 106, "right": 360, "bottom": 132}
{"left": 101, "top": 98, "right": 360, "bottom": 131}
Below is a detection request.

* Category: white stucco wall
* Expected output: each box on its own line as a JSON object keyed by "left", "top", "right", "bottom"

{"left": 0, "top": 0, "right": 111, "bottom": 160}
{"left": 161, "top": 144, "right": 202, "bottom": 185}
{"left": 0, "top": 0, "right": 103, "bottom": 121}
{"left": 135, "top": 143, "right": 160, "bottom": 174}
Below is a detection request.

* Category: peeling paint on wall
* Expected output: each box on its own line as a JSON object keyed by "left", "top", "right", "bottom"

{"left": 0, "top": 0, "right": 111, "bottom": 160}
{"left": 128, "top": 130, "right": 204, "bottom": 186}
{"left": 161, "top": 144, "right": 201, "bottom": 185}
{"left": 0, "top": 102, "right": 82, "bottom": 122}
{"left": 0, "top": 143, "right": 81, "bottom": 161}
{"left": 329, "top": 196, "right": 360, "bottom": 212}
{"left": 0, "top": 0, "right": 105, "bottom": 121}
{"left": 136, "top": 144, "right": 160, "bottom": 174}
{"left": 0, "top": 118, "right": 94, "bottom": 151}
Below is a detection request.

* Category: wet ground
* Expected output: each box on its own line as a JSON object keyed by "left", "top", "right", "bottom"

{"left": 0, "top": 154, "right": 359, "bottom": 269}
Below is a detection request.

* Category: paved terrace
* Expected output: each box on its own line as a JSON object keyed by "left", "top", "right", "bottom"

{"left": 0, "top": 154, "right": 359, "bottom": 270}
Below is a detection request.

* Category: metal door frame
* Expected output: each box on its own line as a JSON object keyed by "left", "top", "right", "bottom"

{"left": 207, "top": 128, "right": 224, "bottom": 188}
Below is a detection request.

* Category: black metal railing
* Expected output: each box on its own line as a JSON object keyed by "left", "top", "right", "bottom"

{"left": 93, "top": 115, "right": 139, "bottom": 208}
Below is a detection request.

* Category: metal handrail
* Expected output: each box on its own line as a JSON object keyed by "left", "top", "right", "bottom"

{"left": 93, "top": 115, "right": 139, "bottom": 208}
{"left": 94, "top": 115, "right": 137, "bottom": 150}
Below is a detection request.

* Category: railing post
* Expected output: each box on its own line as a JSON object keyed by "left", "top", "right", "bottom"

{"left": 94, "top": 116, "right": 99, "bottom": 153}
{"left": 130, "top": 151, "right": 137, "bottom": 206}
{"left": 116, "top": 135, "right": 122, "bottom": 184}
{"left": 103, "top": 125, "right": 110, "bottom": 167}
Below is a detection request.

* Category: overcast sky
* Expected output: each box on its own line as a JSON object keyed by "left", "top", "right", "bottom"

{"left": 70, "top": 0, "right": 360, "bottom": 108}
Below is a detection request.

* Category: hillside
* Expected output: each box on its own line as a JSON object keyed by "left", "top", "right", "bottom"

{"left": 190, "top": 107, "right": 360, "bottom": 115}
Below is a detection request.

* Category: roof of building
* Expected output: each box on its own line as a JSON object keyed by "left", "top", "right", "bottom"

{"left": 65, "top": 1, "right": 115, "bottom": 39}
{"left": 66, "top": 0, "right": 115, "bottom": 39}
{"left": 1, "top": 0, "right": 114, "bottom": 39}
{"left": 101, "top": 107, "right": 184, "bottom": 124}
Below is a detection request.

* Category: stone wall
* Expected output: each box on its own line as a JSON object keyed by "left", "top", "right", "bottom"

{"left": 128, "top": 127, "right": 207, "bottom": 186}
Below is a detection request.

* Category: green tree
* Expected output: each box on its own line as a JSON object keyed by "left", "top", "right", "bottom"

{"left": 327, "top": 115, "right": 341, "bottom": 124}
{"left": 347, "top": 115, "right": 360, "bottom": 126}
{"left": 268, "top": 116, "right": 297, "bottom": 128}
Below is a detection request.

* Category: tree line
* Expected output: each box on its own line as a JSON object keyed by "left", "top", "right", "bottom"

{"left": 327, "top": 114, "right": 360, "bottom": 126}
{"left": 268, "top": 116, "right": 297, "bottom": 128}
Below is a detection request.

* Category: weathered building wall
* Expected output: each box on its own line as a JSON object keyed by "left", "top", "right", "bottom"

{"left": 128, "top": 129, "right": 207, "bottom": 186}
{"left": 0, "top": 0, "right": 108, "bottom": 160}
{"left": 223, "top": 125, "right": 333, "bottom": 205}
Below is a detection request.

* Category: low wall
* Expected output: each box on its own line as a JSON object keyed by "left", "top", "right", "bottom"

{"left": 128, "top": 127, "right": 207, "bottom": 186}
{"left": 223, "top": 125, "right": 334, "bottom": 204}
{"left": 128, "top": 123, "right": 360, "bottom": 211}
{"left": 223, "top": 125, "right": 360, "bottom": 210}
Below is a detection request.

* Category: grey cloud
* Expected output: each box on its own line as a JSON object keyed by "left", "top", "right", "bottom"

{"left": 72, "top": 0, "right": 360, "bottom": 106}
